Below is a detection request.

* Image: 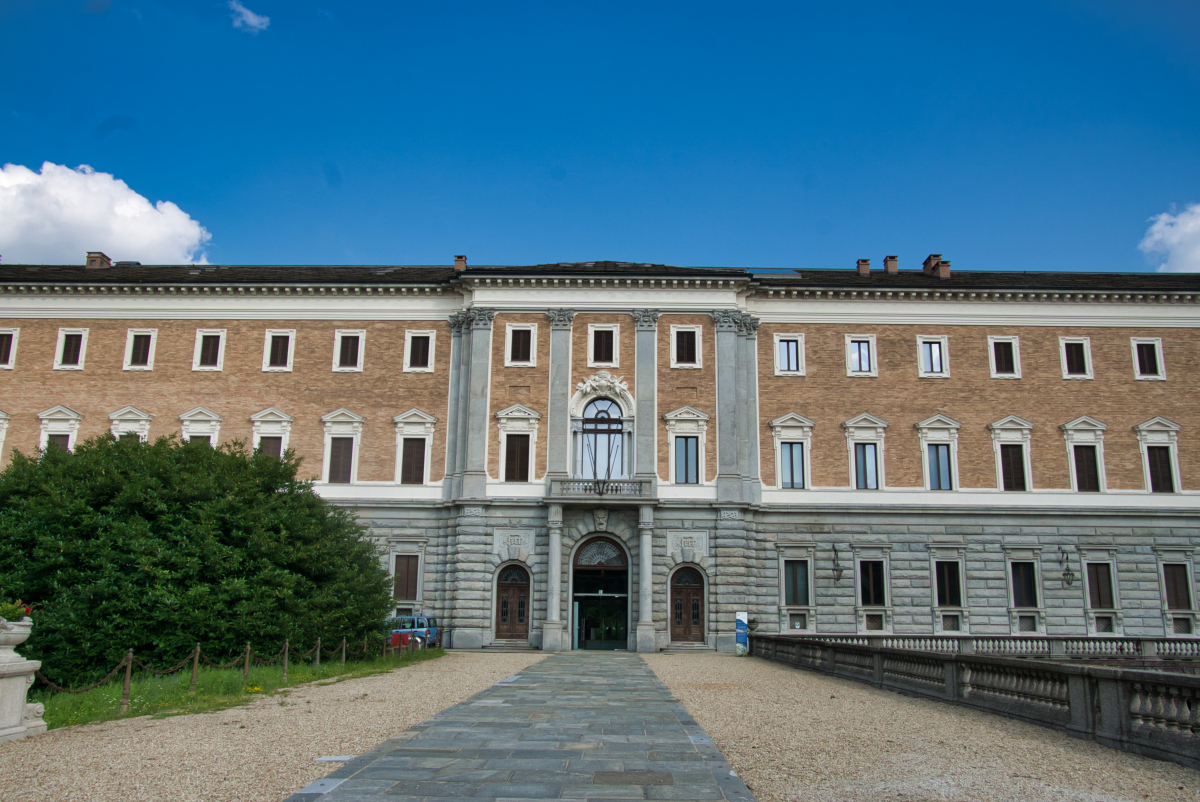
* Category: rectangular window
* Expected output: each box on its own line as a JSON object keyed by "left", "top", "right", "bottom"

{"left": 1060, "top": 337, "right": 1092, "bottom": 379}
{"left": 860, "top": 560, "right": 886, "bottom": 607}
{"left": 59, "top": 333, "right": 83, "bottom": 366}
{"left": 918, "top": 336, "right": 949, "bottom": 377}
{"left": 849, "top": 340, "right": 872, "bottom": 373}
{"left": 784, "top": 560, "right": 809, "bottom": 606}
{"left": 1136, "top": 342, "right": 1159, "bottom": 376}
{"left": 780, "top": 442, "right": 804, "bottom": 489}
{"left": 1074, "top": 445, "right": 1101, "bottom": 492}
{"left": 1131, "top": 338, "right": 1165, "bottom": 380}
{"left": 338, "top": 334, "right": 360, "bottom": 369}
{"left": 989, "top": 336, "right": 1021, "bottom": 378}
{"left": 504, "top": 434, "right": 530, "bottom": 482}
{"left": 1148, "top": 446, "right": 1175, "bottom": 493}
{"left": 268, "top": 334, "right": 291, "bottom": 367}
{"left": 400, "top": 437, "right": 426, "bottom": 484}
{"left": 258, "top": 436, "right": 283, "bottom": 459}
{"left": 196, "top": 332, "right": 224, "bottom": 369}
{"left": 674, "top": 435, "right": 699, "bottom": 484}
{"left": 403, "top": 329, "right": 435, "bottom": 372}
{"left": 994, "top": 341, "right": 1015, "bottom": 374}
{"left": 0, "top": 329, "right": 15, "bottom": 368}
{"left": 1000, "top": 444, "right": 1027, "bottom": 491}
{"left": 935, "top": 561, "right": 962, "bottom": 607}
{"left": 46, "top": 433, "right": 71, "bottom": 451}
{"left": 393, "top": 554, "right": 419, "bottom": 601}
{"left": 593, "top": 329, "right": 614, "bottom": 364}
{"left": 188, "top": 435, "right": 212, "bottom": 446}
{"left": 129, "top": 334, "right": 152, "bottom": 366}
{"left": 510, "top": 328, "right": 532, "bottom": 363}
{"left": 928, "top": 443, "right": 952, "bottom": 490}
{"left": 854, "top": 442, "right": 878, "bottom": 489}
{"left": 775, "top": 336, "right": 803, "bottom": 374}
{"left": 1164, "top": 564, "right": 1192, "bottom": 610}
{"left": 1011, "top": 562, "right": 1038, "bottom": 608}
{"left": 408, "top": 335, "right": 429, "bottom": 368}
{"left": 328, "top": 437, "right": 354, "bottom": 483}
{"left": 1087, "top": 563, "right": 1114, "bottom": 609}
{"left": 675, "top": 330, "right": 697, "bottom": 365}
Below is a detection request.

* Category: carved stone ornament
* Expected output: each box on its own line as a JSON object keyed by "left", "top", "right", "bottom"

{"left": 448, "top": 312, "right": 468, "bottom": 334}
{"left": 593, "top": 508, "right": 609, "bottom": 532}
{"left": 462, "top": 507, "right": 485, "bottom": 517}
{"left": 571, "top": 371, "right": 634, "bottom": 416}
{"left": 738, "top": 315, "right": 761, "bottom": 336}
{"left": 546, "top": 308, "right": 577, "bottom": 329}
{"left": 711, "top": 309, "right": 742, "bottom": 331}
{"left": 468, "top": 308, "right": 496, "bottom": 329}
{"left": 630, "top": 309, "right": 661, "bottom": 330}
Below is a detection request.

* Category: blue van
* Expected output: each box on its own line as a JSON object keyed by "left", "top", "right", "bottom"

{"left": 386, "top": 615, "right": 440, "bottom": 647}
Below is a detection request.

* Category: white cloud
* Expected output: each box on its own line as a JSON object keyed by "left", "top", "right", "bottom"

{"left": 1140, "top": 203, "right": 1200, "bottom": 273}
{"left": 229, "top": 1, "right": 270, "bottom": 33}
{"left": 0, "top": 162, "right": 211, "bottom": 265}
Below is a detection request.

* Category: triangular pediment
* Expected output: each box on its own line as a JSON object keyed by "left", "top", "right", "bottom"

{"left": 320, "top": 407, "right": 364, "bottom": 423}
{"left": 0, "top": 409, "right": 9, "bottom": 421}
{"left": 179, "top": 406, "right": 223, "bottom": 422}
{"left": 1061, "top": 415, "right": 1107, "bottom": 431}
{"left": 989, "top": 414, "right": 1033, "bottom": 431}
{"left": 108, "top": 405, "right": 153, "bottom": 421}
{"left": 38, "top": 404, "right": 82, "bottom": 421}
{"left": 250, "top": 407, "right": 294, "bottom": 423}
{"left": 496, "top": 403, "right": 542, "bottom": 420}
{"left": 394, "top": 408, "right": 437, "bottom": 424}
{"left": 770, "top": 412, "right": 815, "bottom": 429}
{"left": 1133, "top": 416, "right": 1180, "bottom": 433}
{"left": 663, "top": 405, "right": 710, "bottom": 422}
{"left": 916, "top": 414, "right": 961, "bottom": 430}
{"left": 843, "top": 412, "right": 888, "bottom": 429}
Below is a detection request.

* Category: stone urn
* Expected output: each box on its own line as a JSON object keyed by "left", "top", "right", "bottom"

{"left": 0, "top": 617, "right": 47, "bottom": 743}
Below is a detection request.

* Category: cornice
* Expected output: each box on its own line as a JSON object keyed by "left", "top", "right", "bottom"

{"left": 462, "top": 276, "right": 750, "bottom": 291}
{"left": 752, "top": 286, "right": 1200, "bottom": 306}
{"left": 0, "top": 283, "right": 455, "bottom": 298}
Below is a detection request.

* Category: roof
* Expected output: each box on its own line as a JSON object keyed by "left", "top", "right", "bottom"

{"left": 462, "top": 261, "right": 747, "bottom": 278}
{"left": 753, "top": 268, "right": 1200, "bottom": 292}
{"left": 0, "top": 264, "right": 458, "bottom": 285}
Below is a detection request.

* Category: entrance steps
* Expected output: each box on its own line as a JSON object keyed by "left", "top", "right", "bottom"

{"left": 662, "top": 642, "right": 715, "bottom": 653}
{"left": 483, "top": 639, "right": 539, "bottom": 651}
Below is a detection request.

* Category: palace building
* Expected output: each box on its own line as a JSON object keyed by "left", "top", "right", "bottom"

{"left": 1, "top": 253, "right": 1198, "bottom": 651}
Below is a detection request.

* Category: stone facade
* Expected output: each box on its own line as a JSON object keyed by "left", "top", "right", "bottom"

{"left": 0, "top": 260, "right": 1198, "bottom": 651}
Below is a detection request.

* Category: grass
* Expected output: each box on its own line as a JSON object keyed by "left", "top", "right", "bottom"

{"left": 32, "top": 647, "right": 445, "bottom": 730}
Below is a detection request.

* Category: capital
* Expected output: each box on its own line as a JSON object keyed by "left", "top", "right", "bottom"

{"left": 630, "top": 309, "right": 661, "bottom": 330}
{"left": 448, "top": 312, "right": 468, "bottom": 334}
{"left": 738, "top": 314, "right": 761, "bottom": 336}
{"left": 711, "top": 309, "right": 741, "bottom": 332}
{"left": 546, "top": 308, "right": 576, "bottom": 329}
{"left": 468, "top": 308, "right": 496, "bottom": 329}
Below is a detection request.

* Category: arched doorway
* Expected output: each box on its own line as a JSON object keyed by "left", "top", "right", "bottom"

{"left": 572, "top": 537, "right": 628, "bottom": 650}
{"left": 495, "top": 565, "right": 530, "bottom": 640}
{"left": 670, "top": 567, "right": 705, "bottom": 643}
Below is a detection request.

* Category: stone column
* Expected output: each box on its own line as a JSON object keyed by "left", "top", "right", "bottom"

{"left": 542, "top": 503, "right": 565, "bottom": 652}
{"left": 460, "top": 308, "right": 495, "bottom": 499}
{"left": 443, "top": 312, "right": 466, "bottom": 500}
{"left": 545, "top": 309, "right": 576, "bottom": 480}
{"left": 711, "top": 310, "right": 743, "bottom": 502}
{"left": 738, "top": 315, "right": 762, "bottom": 504}
{"left": 636, "top": 504, "right": 657, "bottom": 652}
{"left": 631, "top": 310, "right": 660, "bottom": 488}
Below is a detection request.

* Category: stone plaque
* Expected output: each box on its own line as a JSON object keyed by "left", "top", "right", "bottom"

{"left": 493, "top": 529, "right": 533, "bottom": 557}
{"left": 667, "top": 530, "right": 709, "bottom": 558}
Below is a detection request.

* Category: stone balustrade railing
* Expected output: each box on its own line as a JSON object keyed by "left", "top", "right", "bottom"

{"left": 775, "top": 633, "right": 1200, "bottom": 660}
{"left": 750, "top": 633, "right": 1199, "bottom": 771}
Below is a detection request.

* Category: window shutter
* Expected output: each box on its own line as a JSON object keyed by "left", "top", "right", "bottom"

{"left": 259, "top": 436, "right": 283, "bottom": 458}
{"left": 130, "top": 334, "right": 152, "bottom": 366}
{"left": 994, "top": 341, "right": 1015, "bottom": 374}
{"left": 860, "top": 561, "right": 886, "bottom": 607}
{"left": 1000, "top": 444, "right": 1026, "bottom": 491}
{"left": 269, "top": 335, "right": 290, "bottom": 367}
{"left": 400, "top": 438, "right": 426, "bottom": 484}
{"left": 1148, "top": 446, "right": 1174, "bottom": 493}
{"left": 61, "top": 333, "right": 82, "bottom": 365}
{"left": 339, "top": 335, "right": 360, "bottom": 368}
{"left": 1011, "top": 562, "right": 1038, "bottom": 607}
{"left": 199, "top": 335, "right": 221, "bottom": 366}
{"left": 784, "top": 560, "right": 809, "bottom": 606}
{"left": 936, "top": 561, "right": 962, "bottom": 607}
{"left": 0, "top": 332, "right": 11, "bottom": 365}
{"left": 409, "top": 335, "right": 429, "bottom": 368}
{"left": 1064, "top": 342, "right": 1087, "bottom": 374}
{"left": 1087, "top": 563, "right": 1114, "bottom": 609}
{"left": 329, "top": 437, "right": 354, "bottom": 483}
{"left": 46, "top": 434, "right": 71, "bottom": 450}
{"left": 1074, "top": 445, "right": 1100, "bottom": 492}
{"left": 189, "top": 435, "right": 211, "bottom": 446}
{"left": 1164, "top": 564, "right": 1192, "bottom": 610}
{"left": 511, "top": 329, "right": 531, "bottom": 362}
{"left": 394, "top": 555, "right": 419, "bottom": 600}
{"left": 1137, "top": 343, "right": 1159, "bottom": 376}
{"left": 594, "top": 330, "right": 614, "bottom": 363}
{"left": 505, "top": 435, "right": 530, "bottom": 482}
{"left": 676, "top": 331, "right": 696, "bottom": 364}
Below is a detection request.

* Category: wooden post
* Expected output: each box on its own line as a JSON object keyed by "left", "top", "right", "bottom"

{"left": 314, "top": 637, "right": 321, "bottom": 669}
{"left": 363, "top": 635, "right": 367, "bottom": 656}
{"left": 282, "top": 639, "right": 289, "bottom": 682}
{"left": 188, "top": 643, "right": 200, "bottom": 694}
{"left": 242, "top": 642, "right": 250, "bottom": 681}
{"left": 341, "top": 637, "right": 346, "bottom": 667}
{"left": 119, "top": 649, "right": 133, "bottom": 713}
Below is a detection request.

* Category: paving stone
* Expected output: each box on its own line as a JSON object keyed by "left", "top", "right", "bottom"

{"left": 282, "top": 653, "right": 756, "bottom": 801}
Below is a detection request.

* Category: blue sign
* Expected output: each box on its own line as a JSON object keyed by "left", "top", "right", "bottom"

{"left": 735, "top": 612, "right": 748, "bottom": 655}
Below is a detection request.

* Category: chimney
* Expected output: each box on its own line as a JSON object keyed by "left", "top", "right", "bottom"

{"left": 883, "top": 255, "right": 898, "bottom": 274}
{"left": 933, "top": 259, "right": 951, "bottom": 279}
{"left": 454, "top": 255, "right": 467, "bottom": 272}
{"left": 922, "top": 254, "right": 943, "bottom": 275}
{"left": 856, "top": 258, "right": 870, "bottom": 276}
{"left": 86, "top": 251, "right": 112, "bottom": 269}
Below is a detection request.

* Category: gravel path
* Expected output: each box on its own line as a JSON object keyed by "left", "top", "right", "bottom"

{"left": 0, "top": 651, "right": 544, "bottom": 802}
{"left": 644, "top": 652, "right": 1199, "bottom": 802}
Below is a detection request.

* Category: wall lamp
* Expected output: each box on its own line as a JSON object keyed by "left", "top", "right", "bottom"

{"left": 1059, "top": 545, "right": 1076, "bottom": 587}
{"left": 832, "top": 545, "right": 845, "bottom": 582}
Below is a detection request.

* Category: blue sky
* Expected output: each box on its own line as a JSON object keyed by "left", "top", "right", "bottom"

{"left": 2, "top": 0, "right": 1199, "bottom": 271}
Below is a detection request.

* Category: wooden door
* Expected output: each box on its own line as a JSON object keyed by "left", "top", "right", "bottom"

{"left": 670, "top": 568, "right": 704, "bottom": 642}
{"left": 496, "top": 566, "right": 530, "bottom": 639}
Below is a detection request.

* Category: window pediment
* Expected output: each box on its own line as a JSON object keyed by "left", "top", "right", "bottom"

{"left": 250, "top": 406, "right": 294, "bottom": 424}
{"left": 38, "top": 404, "right": 83, "bottom": 422}
{"left": 394, "top": 408, "right": 437, "bottom": 436}
{"left": 843, "top": 412, "right": 888, "bottom": 440}
{"left": 496, "top": 403, "right": 541, "bottom": 433}
{"left": 770, "top": 412, "right": 814, "bottom": 441}
{"left": 179, "top": 406, "right": 222, "bottom": 423}
{"left": 664, "top": 405, "right": 710, "bottom": 434}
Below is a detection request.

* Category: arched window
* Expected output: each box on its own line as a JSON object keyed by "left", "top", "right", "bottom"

{"left": 579, "top": 398, "right": 625, "bottom": 480}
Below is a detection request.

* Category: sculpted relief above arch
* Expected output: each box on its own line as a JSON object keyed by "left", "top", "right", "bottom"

{"left": 570, "top": 371, "right": 634, "bottom": 417}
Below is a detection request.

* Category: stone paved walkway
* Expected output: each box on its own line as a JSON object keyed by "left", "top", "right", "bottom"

{"left": 283, "top": 653, "right": 756, "bottom": 802}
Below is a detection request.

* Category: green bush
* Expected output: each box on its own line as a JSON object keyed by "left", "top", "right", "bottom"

{"left": 0, "top": 435, "right": 393, "bottom": 686}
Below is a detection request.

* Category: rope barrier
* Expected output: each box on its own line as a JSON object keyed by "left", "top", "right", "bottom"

{"left": 132, "top": 653, "right": 195, "bottom": 676}
{"left": 35, "top": 654, "right": 128, "bottom": 694}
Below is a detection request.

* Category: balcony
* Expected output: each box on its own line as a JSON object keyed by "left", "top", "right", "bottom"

{"left": 548, "top": 478, "right": 653, "bottom": 501}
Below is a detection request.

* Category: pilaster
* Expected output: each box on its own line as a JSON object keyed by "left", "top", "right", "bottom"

{"left": 631, "top": 309, "right": 660, "bottom": 488}
{"left": 461, "top": 308, "right": 496, "bottom": 499}
{"left": 711, "top": 310, "right": 742, "bottom": 502}
{"left": 545, "top": 308, "right": 576, "bottom": 480}
{"left": 443, "top": 312, "right": 466, "bottom": 500}
{"left": 542, "top": 503, "right": 565, "bottom": 652}
{"left": 738, "top": 314, "right": 762, "bottom": 504}
{"left": 636, "top": 503, "right": 657, "bottom": 653}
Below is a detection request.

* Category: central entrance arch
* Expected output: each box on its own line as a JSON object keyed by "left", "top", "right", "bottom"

{"left": 572, "top": 536, "right": 629, "bottom": 650}
{"left": 495, "top": 565, "right": 530, "bottom": 640}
